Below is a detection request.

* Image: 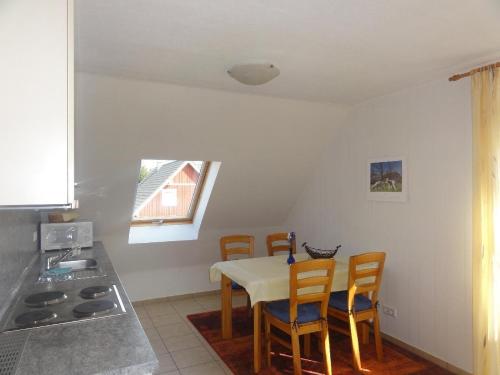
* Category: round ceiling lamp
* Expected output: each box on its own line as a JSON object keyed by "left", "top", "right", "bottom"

{"left": 227, "top": 63, "right": 280, "bottom": 85}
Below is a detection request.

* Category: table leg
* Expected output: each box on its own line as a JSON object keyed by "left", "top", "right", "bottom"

{"left": 221, "top": 274, "right": 232, "bottom": 339}
{"left": 357, "top": 322, "right": 369, "bottom": 345}
{"left": 253, "top": 301, "right": 262, "bottom": 373}
{"left": 361, "top": 322, "right": 369, "bottom": 345}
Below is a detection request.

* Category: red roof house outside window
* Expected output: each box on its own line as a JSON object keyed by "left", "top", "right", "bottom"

{"left": 132, "top": 160, "right": 209, "bottom": 224}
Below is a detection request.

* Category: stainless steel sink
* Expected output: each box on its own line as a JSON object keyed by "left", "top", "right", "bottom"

{"left": 56, "top": 259, "right": 98, "bottom": 271}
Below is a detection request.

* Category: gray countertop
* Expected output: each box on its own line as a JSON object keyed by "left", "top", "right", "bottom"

{"left": 0, "top": 242, "right": 158, "bottom": 375}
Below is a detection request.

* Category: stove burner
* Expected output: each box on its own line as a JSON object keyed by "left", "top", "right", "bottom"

{"left": 73, "top": 300, "right": 117, "bottom": 318}
{"left": 24, "top": 291, "right": 67, "bottom": 308}
{"left": 15, "top": 310, "right": 57, "bottom": 327}
{"left": 79, "top": 286, "right": 112, "bottom": 299}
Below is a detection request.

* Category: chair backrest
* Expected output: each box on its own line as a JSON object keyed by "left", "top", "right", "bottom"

{"left": 289, "top": 259, "right": 336, "bottom": 322}
{"left": 220, "top": 235, "right": 255, "bottom": 261}
{"left": 347, "top": 252, "right": 386, "bottom": 310}
{"left": 266, "top": 232, "right": 296, "bottom": 256}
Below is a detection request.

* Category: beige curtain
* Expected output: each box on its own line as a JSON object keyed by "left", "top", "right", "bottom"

{"left": 472, "top": 67, "right": 500, "bottom": 374}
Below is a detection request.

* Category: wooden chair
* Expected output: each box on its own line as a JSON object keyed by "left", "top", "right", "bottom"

{"left": 327, "top": 252, "right": 386, "bottom": 372}
{"left": 266, "top": 232, "right": 296, "bottom": 256}
{"left": 264, "top": 259, "right": 335, "bottom": 375}
{"left": 220, "top": 235, "right": 254, "bottom": 311}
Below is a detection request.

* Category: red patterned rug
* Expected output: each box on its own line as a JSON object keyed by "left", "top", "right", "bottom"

{"left": 187, "top": 307, "right": 453, "bottom": 375}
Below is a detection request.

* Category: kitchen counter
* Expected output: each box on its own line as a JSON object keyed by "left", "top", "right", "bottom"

{"left": 0, "top": 242, "right": 157, "bottom": 375}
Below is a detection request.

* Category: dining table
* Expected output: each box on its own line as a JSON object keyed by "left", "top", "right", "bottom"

{"left": 209, "top": 252, "right": 370, "bottom": 373}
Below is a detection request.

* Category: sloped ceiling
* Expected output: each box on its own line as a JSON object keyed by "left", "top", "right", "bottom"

{"left": 75, "top": 73, "right": 346, "bottom": 237}
{"left": 75, "top": 0, "right": 500, "bottom": 105}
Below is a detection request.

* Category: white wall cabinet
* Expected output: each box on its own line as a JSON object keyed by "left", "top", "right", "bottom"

{"left": 0, "top": 0, "right": 74, "bottom": 206}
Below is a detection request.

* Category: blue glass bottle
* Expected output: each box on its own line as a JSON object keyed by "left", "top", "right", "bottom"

{"left": 287, "top": 232, "right": 296, "bottom": 265}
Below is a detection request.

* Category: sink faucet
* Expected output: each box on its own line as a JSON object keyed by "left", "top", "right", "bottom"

{"left": 45, "top": 248, "right": 73, "bottom": 271}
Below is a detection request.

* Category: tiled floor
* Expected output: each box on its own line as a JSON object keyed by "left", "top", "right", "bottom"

{"left": 133, "top": 292, "right": 247, "bottom": 375}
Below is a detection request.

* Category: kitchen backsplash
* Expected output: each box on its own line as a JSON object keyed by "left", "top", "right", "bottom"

{"left": 0, "top": 210, "right": 39, "bottom": 312}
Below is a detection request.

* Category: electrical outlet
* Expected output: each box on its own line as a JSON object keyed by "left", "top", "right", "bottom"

{"left": 32, "top": 231, "right": 38, "bottom": 243}
{"left": 382, "top": 304, "right": 397, "bottom": 318}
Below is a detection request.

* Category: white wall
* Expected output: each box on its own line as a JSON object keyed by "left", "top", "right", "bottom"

{"left": 75, "top": 73, "right": 346, "bottom": 300}
{"left": 286, "top": 79, "right": 472, "bottom": 371}
{"left": 76, "top": 72, "right": 473, "bottom": 370}
{"left": 100, "top": 225, "right": 283, "bottom": 300}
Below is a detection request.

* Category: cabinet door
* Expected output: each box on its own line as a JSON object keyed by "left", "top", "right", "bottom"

{"left": 0, "top": 0, "right": 73, "bottom": 206}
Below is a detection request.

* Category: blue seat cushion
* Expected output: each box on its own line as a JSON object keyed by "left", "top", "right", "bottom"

{"left": 266, "top": 299, "right": 321, "bottom": 324}
{"left": 231, "top": 281, "right": 244, "bottom": 290}
{"left": 328, "top": 291, "right": 372, "bottom": 312}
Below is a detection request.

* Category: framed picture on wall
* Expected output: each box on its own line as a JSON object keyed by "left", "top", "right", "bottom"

{"left": 367, "top": 157, "right": 407, "bottom": 202}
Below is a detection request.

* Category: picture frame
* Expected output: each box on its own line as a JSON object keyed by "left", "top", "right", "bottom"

{"left": 367, "top": 157, "right": 407, "bottom": 202}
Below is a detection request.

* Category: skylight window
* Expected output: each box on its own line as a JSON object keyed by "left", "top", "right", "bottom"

{"left": 132, "top": 160, "right": 210, "bottom": 224}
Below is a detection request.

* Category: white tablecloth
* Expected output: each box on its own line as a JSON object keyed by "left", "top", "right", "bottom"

{"left": 209, "top": 253, "right": 352, "bottom": 306}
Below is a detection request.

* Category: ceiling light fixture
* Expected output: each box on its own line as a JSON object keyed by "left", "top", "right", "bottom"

{"left": 227, "top": 63, "right": 280, "bottom": 85}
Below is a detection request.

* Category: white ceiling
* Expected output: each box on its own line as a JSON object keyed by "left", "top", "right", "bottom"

{"left": 75, "top": 0, "right": 500, "bottom": 104}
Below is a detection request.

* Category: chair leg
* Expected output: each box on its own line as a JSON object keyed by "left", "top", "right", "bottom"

{"left": 373, "top": 312, "right": 384, "bottom": 361}
{"left": 304, "top": 334, "right": 311, "bottom": 357}
{"left": 321, "top": 326, "right": 333, "bottom": 375}
{"left": 264, "top": 315, "right": 271, "bottom": 367}
{"left": 348, "top": 314, "right": 362, "bottom": 372}
{"left": 291, "top": 330, "right": 302, "bottom": 375}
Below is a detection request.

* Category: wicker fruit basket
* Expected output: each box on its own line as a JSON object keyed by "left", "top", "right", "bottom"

{"left": 302, "top": 242, "right": 341, "bottom": 259}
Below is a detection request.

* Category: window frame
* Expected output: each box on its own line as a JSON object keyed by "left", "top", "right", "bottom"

{"left": 131, "top": 161, "right": 211, "bottom": 226}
